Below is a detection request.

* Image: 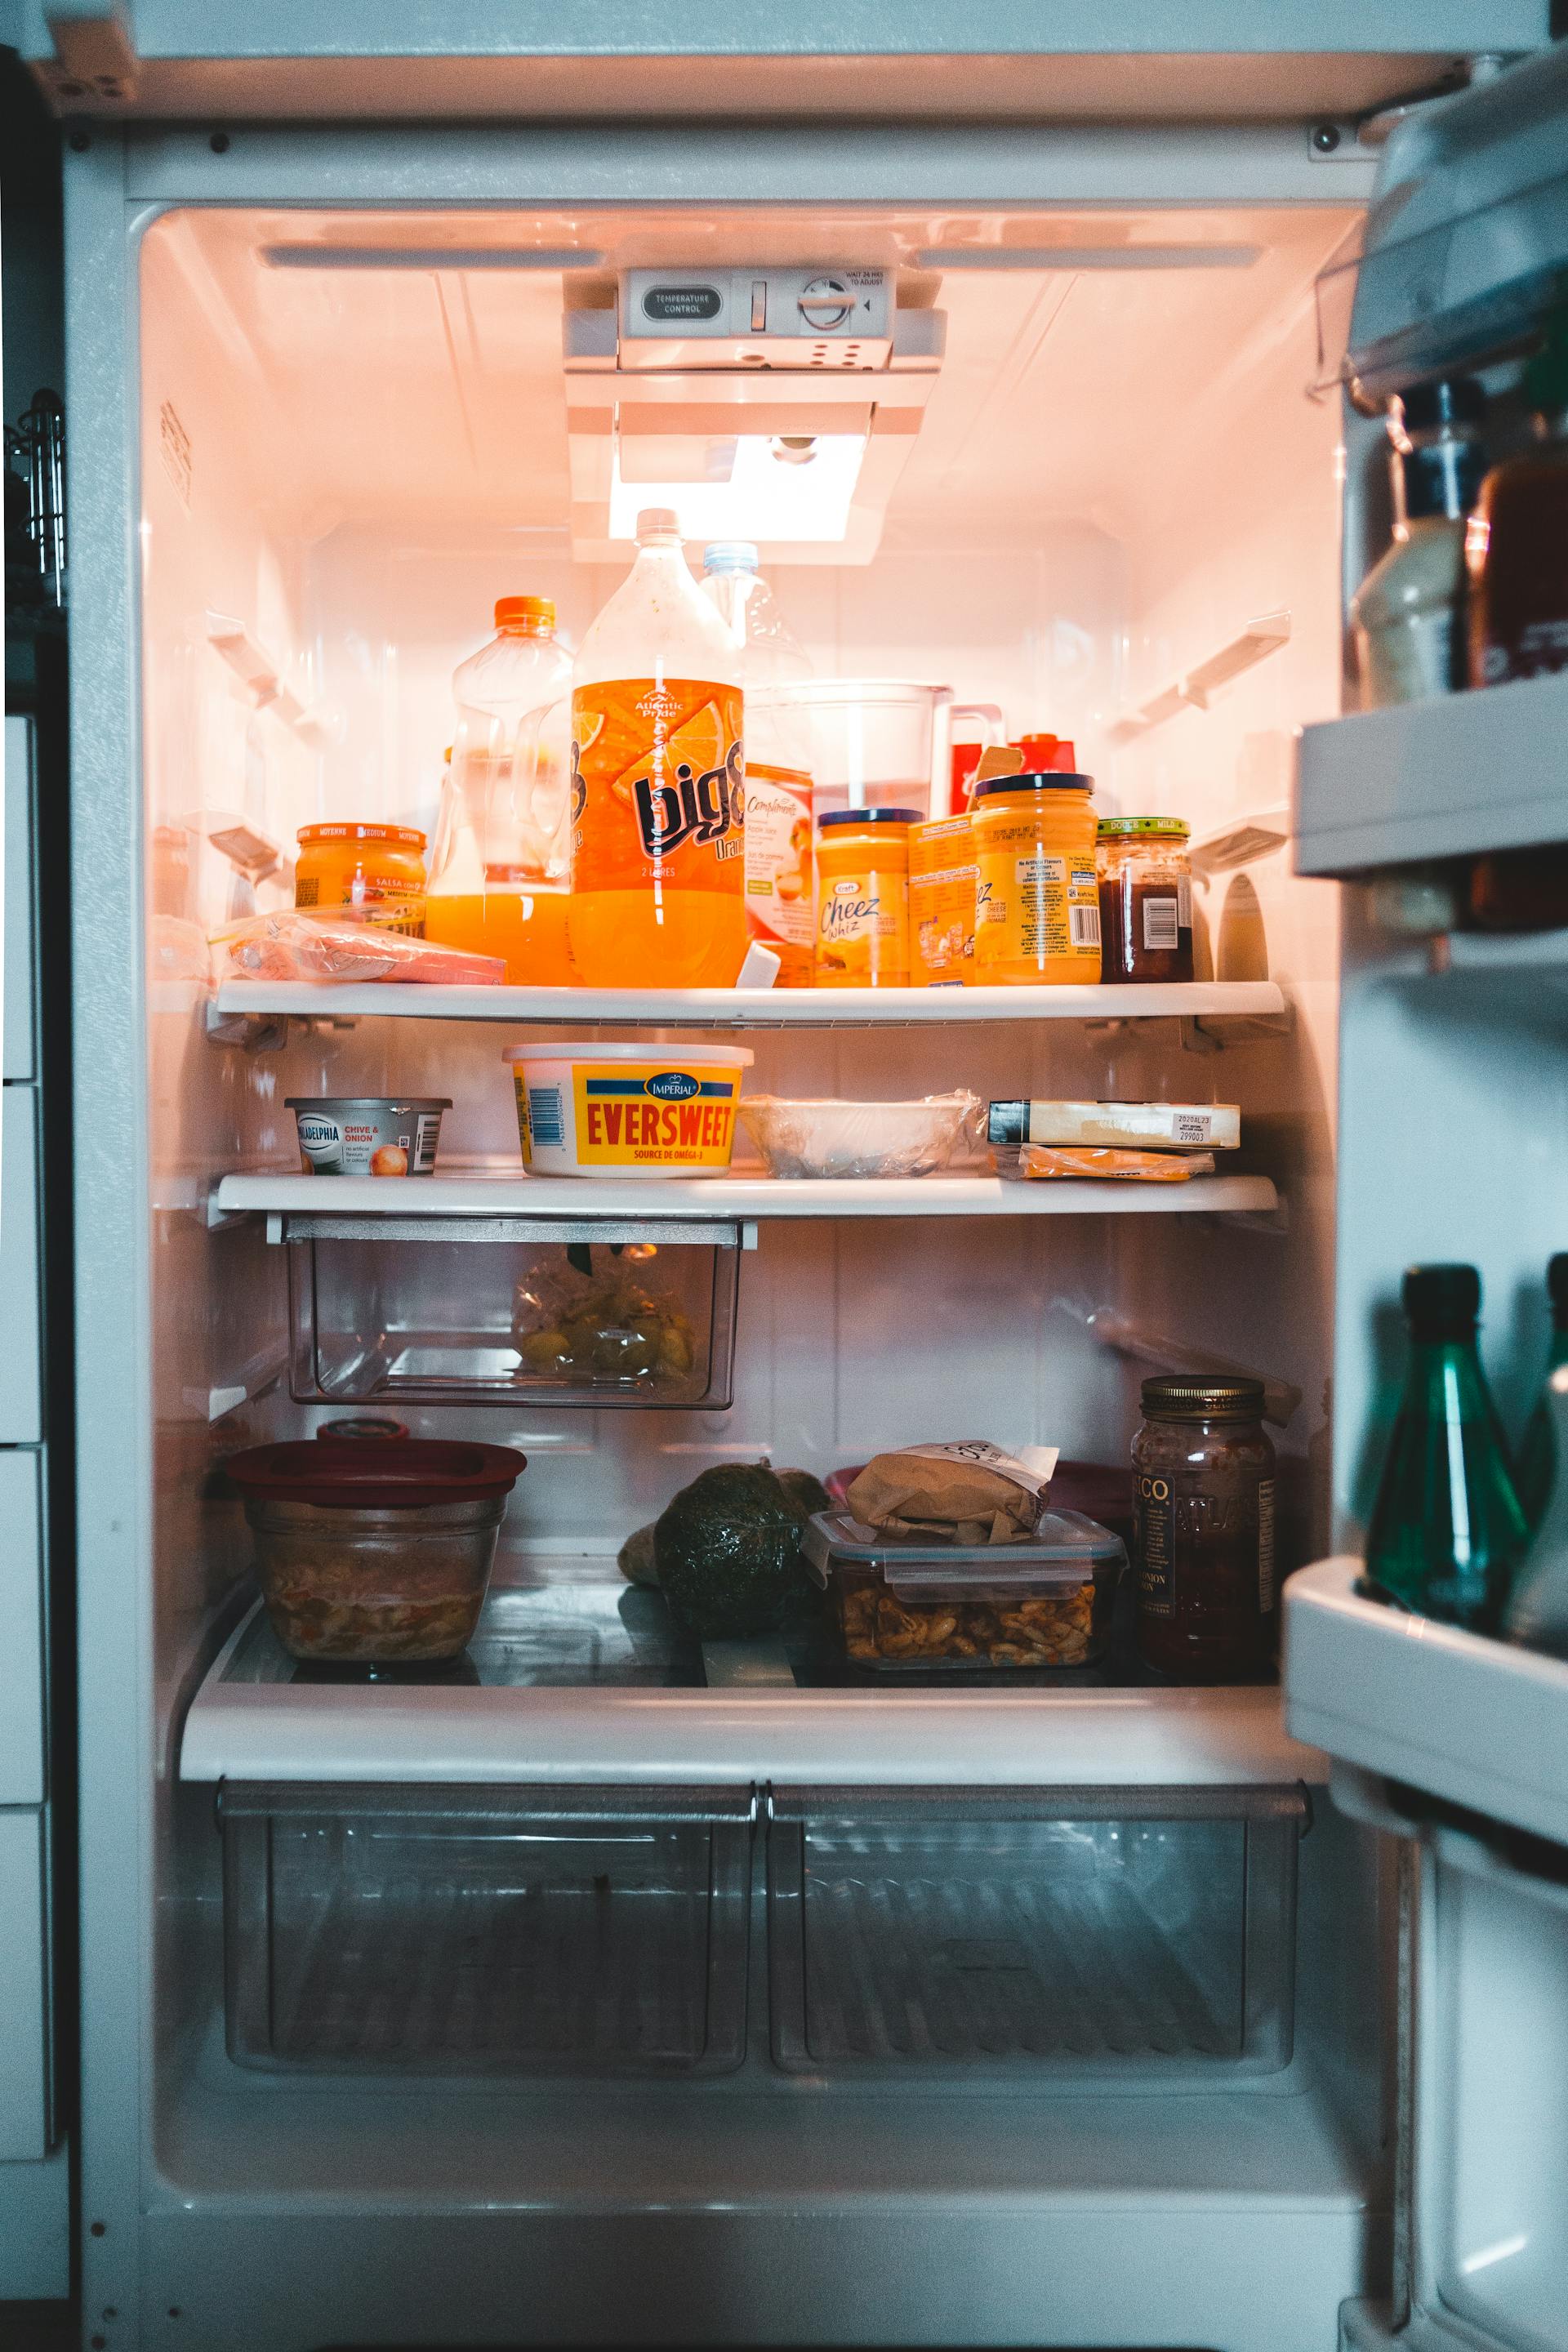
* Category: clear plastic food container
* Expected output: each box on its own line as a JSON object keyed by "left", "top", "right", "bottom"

{"left": 737, "top": 1093, "right": 978, "bottom": 1180}
{"left": 802, "top": 1507, "right": 1125, "bottom": 1671}
{"left": 225, "top": 1438, "right": 526, "bottom": 1664}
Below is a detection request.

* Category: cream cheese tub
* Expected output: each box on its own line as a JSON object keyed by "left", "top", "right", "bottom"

{"left": 503, "top": 1044, "right": 753, "bottom": 1178}
{"left": 286, "top": 1097, "right": 450, "bottom": 1178}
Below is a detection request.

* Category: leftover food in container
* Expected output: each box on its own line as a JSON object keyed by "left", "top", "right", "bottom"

{"left": 224, "top": 1437, "right": 526, "bottom": 1664}
{"left": 512, "top": 1252, "right": 697, "bottom": 1385}
{"left": 295, "top": 822, "right": 428, "bottom": 934}
{"left": 286, "top": 1097, "right": 450, "bottom": 1178}
{"left": 503, "top": 1042, "right": 752, "bottom": 1177}
{"left": 215, "top": 910, "right": 504, "bottom": 987}
{"left": 737, "top": 1093, "right": 977, "bottom": 1180}
{"left": 804, "top": 1508, "right": 1125, "bottom": 1671}
{"left": 987, "top": 1098, "right": 1240, "bottom": 1152}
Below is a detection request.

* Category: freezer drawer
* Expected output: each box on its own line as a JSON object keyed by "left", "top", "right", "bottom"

{"left": 219, "top": 1782, "right": 754, "bottom": 2075}
{"left": 767, "top": 1785, "right": 1307, "bottom": 2083}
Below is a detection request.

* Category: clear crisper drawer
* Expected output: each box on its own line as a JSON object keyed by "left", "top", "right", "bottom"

{"left": 219, "top": 1784, "right": 754, "bottom": 2074}
{"left": 283, "top": 1216, "right": 742, "bottom": 1409}
{"left": 767, "top": 1786, "right": 1307, "bottom": 2083}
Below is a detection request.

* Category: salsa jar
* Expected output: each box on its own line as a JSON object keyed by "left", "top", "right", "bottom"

{"left": 971, "top": 772, "right": 1101, "bottom": 986}
{"left": 1132, "top": 1375, "right": 1276, "bottom": 1679}
{"left": 296, "top": 822, "right": 428, "bottom": 935}
{"left": 1097, "top": 818, "right": 1193, "bottom": 982}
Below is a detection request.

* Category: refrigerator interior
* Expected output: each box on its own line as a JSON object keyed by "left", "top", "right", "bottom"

{"left": 122, "top": 191, "right": 1385, "bottom": 2345}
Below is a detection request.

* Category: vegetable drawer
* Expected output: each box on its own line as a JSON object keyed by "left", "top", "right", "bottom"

{"left": 767, "top": 1785, "right": 1307, "bottom": 2084}
{"left": 219, "top": 1784, "right": 753, "bottom": 2074}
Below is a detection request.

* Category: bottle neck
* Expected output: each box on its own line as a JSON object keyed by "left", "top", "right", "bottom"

{"left": 1397, "top": 439, "right": 1483, "bottom": 526}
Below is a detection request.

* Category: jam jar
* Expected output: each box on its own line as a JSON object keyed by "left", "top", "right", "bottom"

{"left": 1097, "top": 818, "right": 1194, "bottom": 982}
{"left": 1132, "top": 1375, "right": 1276, "bottom": 1679}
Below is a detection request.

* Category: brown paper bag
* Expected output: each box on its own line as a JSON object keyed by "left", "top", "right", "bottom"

{"left": 845, "top": 1441, "right": 1058, "bottom": 1546}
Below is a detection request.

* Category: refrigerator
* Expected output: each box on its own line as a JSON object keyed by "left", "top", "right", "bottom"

{"left": 3, "top": 7, "right": 1566, "bottom": 2347}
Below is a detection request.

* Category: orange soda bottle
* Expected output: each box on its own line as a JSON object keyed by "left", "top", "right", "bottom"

{"left": 568, "top": 509, "right": 746, "bottom": 989}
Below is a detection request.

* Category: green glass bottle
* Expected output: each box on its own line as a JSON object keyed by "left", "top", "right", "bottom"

{"left": 1516, "top": 1253, "right": 1568, "bottom": 1529}
{"left": 1363, "top": 1264, "right": 1530, "bottom": 1633}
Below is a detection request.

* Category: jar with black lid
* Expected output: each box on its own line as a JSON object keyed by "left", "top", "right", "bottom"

{"left": 1132, "top": 1375, "right": 1276, "bottom": 1680}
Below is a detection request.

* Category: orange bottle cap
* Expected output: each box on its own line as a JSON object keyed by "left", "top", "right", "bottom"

{"left": 494, "top": 595, "right": 556, "bottom": 634}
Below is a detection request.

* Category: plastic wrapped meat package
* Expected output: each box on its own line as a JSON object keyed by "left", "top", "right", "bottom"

{"left": 212, "top": 909, "right": 506, "bottom": 987}
{"left": 738, "top": 1092, "right": 979, "bottom": 1179}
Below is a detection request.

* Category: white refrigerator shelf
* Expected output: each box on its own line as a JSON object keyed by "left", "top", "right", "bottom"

{"left": 1294, "top": 668, "right": 1568, "bottom": 880}
{"left": 216, "top": 1167, "right": 1281, "bottom": 1223}
{"left": 180, "top": 1588, "right": 1325, "bottom": 1788}
{"left": 1284, "top": 1557, "right": 1568, "bottom": 1847}
{"left": 212, "top": 977, "right": 1287, "bottom": 1028}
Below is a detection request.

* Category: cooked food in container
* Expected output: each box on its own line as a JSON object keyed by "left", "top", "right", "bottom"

{"left": 225, "top": 1437, "right": 526, "bottom": 1664}
{"left": 803, "top": 1507, "right": 1125, "bottom": 1672}
{"left": 737, "top": 1092, "right": 978, "bottom": 1180}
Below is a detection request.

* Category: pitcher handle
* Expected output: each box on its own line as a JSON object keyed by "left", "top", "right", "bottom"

{"left": 932, "top": 702, "right": 1005, "bottom": 817}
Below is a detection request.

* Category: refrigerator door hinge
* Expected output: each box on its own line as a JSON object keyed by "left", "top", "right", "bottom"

{"left": 42, "top": 2, "right": 139, "bottom": 108}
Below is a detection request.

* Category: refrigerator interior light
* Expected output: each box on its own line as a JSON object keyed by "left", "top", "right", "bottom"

{"left": 606, "top": 430, "right": 869, "bottom": 544}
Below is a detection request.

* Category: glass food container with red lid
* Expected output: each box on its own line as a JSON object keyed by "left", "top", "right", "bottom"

{"left": 224, "top": 1436, "right": 527, "bottom": 1666}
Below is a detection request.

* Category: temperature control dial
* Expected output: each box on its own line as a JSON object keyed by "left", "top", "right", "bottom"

{"left": 797, "top": 275, "right": 855, "bottom": 332}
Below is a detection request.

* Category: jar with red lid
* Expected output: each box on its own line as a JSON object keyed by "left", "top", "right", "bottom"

{"left": 1132, "top": 1376, "right": 1275, "bottom": 1679}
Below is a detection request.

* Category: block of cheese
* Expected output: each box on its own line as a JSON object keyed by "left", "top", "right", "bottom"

{"left": 987, "top": 1098, "right": 1240, "bottom": 1152}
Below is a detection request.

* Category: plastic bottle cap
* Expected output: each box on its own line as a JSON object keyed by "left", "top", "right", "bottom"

{"left": 1548, "top": 1253, "right": 1568, "bottom": 1318}
{"left": 636, "top": 507, "right": 683, "bottom": 540}
{"left": 494, "top": 595, "right": 556, "bottom": 632}
{"left": 973, "top": 771, "right": 1093, "bottom": 798}
{"left": 1403, "top": 1263, "right": 1481, "bottom": 1334}
{"left": 704, "top": 541, "right": 760, "bottom": 573}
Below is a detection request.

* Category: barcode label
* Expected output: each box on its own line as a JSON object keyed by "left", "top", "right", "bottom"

{"left": 1173, "top": 1113, "right": 1212, "bottom": 1144}
{"left": 528, "top": 1085, "right": 566, "bottom": 1147}
{"left": 1069, "top": 903, "right": 1101, "bottom": 947}
{"left": 1178, "top": 876, "right": 1192, "bottom": 927}
{"left": 1258, "top": 1479, "right": 1276, "bottom": 1612}
{"left": 1143, "top": 895, "right": 1180, "bottom": 951}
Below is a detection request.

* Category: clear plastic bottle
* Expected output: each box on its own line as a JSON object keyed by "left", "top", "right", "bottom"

{"left": 1351, "top": 379, "right": 1486, "bottom": 709}
{"left": 568, "top": 511, "right": 746, "bottom": 990}
{"left": 702, "top": 541, "right": 815, "bottom": 986}
{"left": 425, "top": 596, "right": 575, "bottom": 982}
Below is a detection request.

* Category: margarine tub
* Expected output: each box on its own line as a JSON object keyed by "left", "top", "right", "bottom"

{"left": 503, "top": 1043, "right": 754, "bottom": 1178}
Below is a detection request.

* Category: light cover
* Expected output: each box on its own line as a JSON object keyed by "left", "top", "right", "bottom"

{"left": 605, "top": 430, "right": 869, "bottom": 545}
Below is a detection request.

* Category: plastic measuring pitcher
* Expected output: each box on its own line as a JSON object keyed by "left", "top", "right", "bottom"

{"left": 784, "top": 680, "right": 1004, "bottom": 822}
{"left": 425, "top": 596, "right": 575, "bottom": 984}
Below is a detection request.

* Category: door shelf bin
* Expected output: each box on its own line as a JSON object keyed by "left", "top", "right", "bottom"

{"left": 219, "top": 1783, "right": 754, "bottom": 2074}
{"left": 767, "top": 1786, "right": 1307, "bottom": 2083}
{"left": 281, "top": 1213, "right": 743, "bottom": 1409}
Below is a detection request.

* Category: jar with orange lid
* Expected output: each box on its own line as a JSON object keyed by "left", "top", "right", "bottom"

{"left": 814, "top": 808, "right": 915, "bottom": 988}
{"left": 909, "top": 813, "right": 976, "bottom": 986}
{"left": 971, "top": 772, "right": 1101, "bottom": 985}
{"left": 296, "top": 824, "right": 428, "bottom": 936}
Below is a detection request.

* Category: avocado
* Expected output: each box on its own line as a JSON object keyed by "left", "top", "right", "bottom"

{"left": 775, "top": 1468, "right": 831, "bottom": 1523}
{"left": 654, "top": 1464, "right": 813, "bottom": 1639}
{"left": 617, "top": 1523, "right": 661, "bottom": 1588}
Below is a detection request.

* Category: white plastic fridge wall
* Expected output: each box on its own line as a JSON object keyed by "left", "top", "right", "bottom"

{"left": 84, "top": 134, "right": 1376, "bottom": 2350}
